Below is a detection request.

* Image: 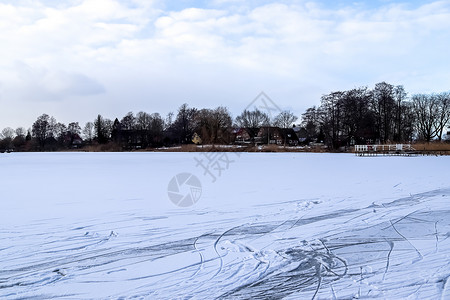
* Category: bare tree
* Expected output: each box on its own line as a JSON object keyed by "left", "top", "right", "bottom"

{"left": 65, "top": 122, "right": 82, "bottom": 146}
{"left": 235, "top": 109, "right": 270, "bottom": 140}
{"left": 135, "top": 111, "right": 152, "bottom": 130}
{"left": 320, "top": 91, "right": 345, "bottom": 148}
{"left": 144, "top": 112, "right": 165, "bottom": 146}
{"left": 54, "top": 122, "right": 67, "bottom": 144}
{"left": 13, "top": 127, "right": 27, "bottom": 150}
{"left": 173, "top": 104, "right": 198, "bottom": 144}
{"left": 1, "top": 127, "right": 15, "bottom": 140}
{"left": 393, "top": 85, "right": 408, "bottom": 141}
{"left": 48, "top": 116, "right": 57, "bottom": 139}
{"left": 272, "top": 110, "right": 298, "bottom": 146}
{"left": 235, "top": 109, "right": 270, "bottom": 128}
{"left": 32, "top": 114, "right": 53, "bottom": 148}
{"left": 150, "top": 113, "right": 164, "bottom": 135}
{"left": 0, "top": 127, "right": 15, "bottom": 150}
{"left": 196, "top": 107, "right": 232, "bottom": 144}
{"left": 121, "top": 112, "right": 136, "bottom": 130}
{"left": 301, "top": 106, "right": 320, "bottom": 141}
{"left": 15, "top": 127, "right": 26, "bottom": 138}
{"left": 196, "top": 109, "right": 214, "bottom": 144}
{"left": 435, "top": 92, "right": 450, "bottom": 141}
{"left": 372, "top": 82, "right": 395, "bottom": 143}
{"left": 68, "top": 122, "right": 81, "bottom": 135}
{"left": 273, "top": 110, "right": 298, "bottom": 129}
{"left": 104, "top": 118, "right": 113, "bottom": 140}
{"left": 165, "top": 112, "right": 174, "bottom": 130}
{"left": 83, "top": 122, "right": 94, "bottom": 142}
{"left": 412, "top": 94, "right": 439, "bottom": 142}
{"left": 211, "top": 106, "right": 232, "bottom": 143}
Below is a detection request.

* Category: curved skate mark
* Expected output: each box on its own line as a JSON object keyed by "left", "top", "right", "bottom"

{"left": 382, "top": 187, "right": 450, "bottom": 208}
{"left": 387, "top": 208, "right": 423, "bottom": 228}
{"left": 319, "top": 239, "right": 330, "bottom": 254}
{"left": 330, "top": 283, "right": 337, "bottom": 300}
{"left": 389, "top": 220, "right": 423, "bottom": 262}
{"left": 212, "top": 225, "right": 246, "bottom": 280}
{"left": 219, "top": 245, "right": 347, "bottom": 299}
{"left": 321, "top": 259, "right": 347, "bottom": 280}
{"left": 1, "top": 237, "right": 199, "bottom": 282}
{"left": 319, "top": 240, "right": 348, "bottom": 279}
{"left": 0, "top": 271, "right": 64, "bottom": 290}
{"left": 289, "top": 213, "right": 310, "bottom": 229}
{"left": 126, "top": 260, "right": 205, "bottom": 281}
{"left": 311, "top": 263, "right": 323, "bottom": 300}
{"left": 130, "top": 237, "right": 216, "bottom": 298}
{"left": 343, "top": 211, "right": 373, "bottom": 224}
{"left": 186, "top": 223, "right": 277, "bottom": 296}
{"left": 244, "top": 215, "right": 311, "bottom": 252}
{"left": 0, "top": 246, "right": 113, "bottom": 276}
{"left": 52, "top": 268, "right": 66, "bottom": 276}
{"left": 109, "top": 245, "right": 223, "bottom": 300}
{"left": 357, "top": 266, "right": 363, "bottom": 298}
{"left": 117, "top": 237, "right": 228, "bottom": 282}
{"left": 40, "top": 230, "right": 118, "bottom": 254}
{"left": 289, "top": 209, "right": 360, "bottom": 228}
{"left": 308, "top": 243, "right": 346, "bottom": 299}
{"left": 239, "top": 255, "right": 271, "bottom": 284}
{"left": 106, "top": 268, "right": 126, "bottom": 274}
{"left": 216, "top": 249, "right": 273, "bottom": 293}
{"left": 435, "top": 221, "right": 439, "bottom": 253}
{"left": 407, "top": 259, "right": 450, "bottom": 298}
{"left": 245, "top": 219, "right": 302, "bottom": 252}
{"left": 71, "top": 226, "right": 86, "bottom": 230}
{"left": 40, "top": 239, "right": 110, "bottom": 254}
{"left": 190, "top": 235, "right": 205, "bottom": 278}
{"left": 441, "top": 275, "right": 450, "bottom": 300}
{"left": 383, "top": 239, "right": 394, "bottom": 280}
{"left": 222, "top": 263, "right": 245, "bottom": 282}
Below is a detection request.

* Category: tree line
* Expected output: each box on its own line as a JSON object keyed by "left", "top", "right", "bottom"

{"left": 301, "top": 82, "right": 449, "bottom": 148}
{"left": 0, "top": 82, "right": 449, "bottom": 151}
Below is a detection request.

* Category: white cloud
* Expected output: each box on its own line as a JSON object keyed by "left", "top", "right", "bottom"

{"left": 212, "top": 0, "right": 244, "bottom": 4}
{"left": 0, "top": 0, "right": 450, "bottom": 129}
{"left": 4, "top": 61, "right": 104, "bottom": 101}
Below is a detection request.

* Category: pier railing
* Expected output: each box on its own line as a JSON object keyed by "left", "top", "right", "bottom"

{"left": 354, "top": 144, "right": 416, "bottom": 156}
{"left": 355, "top": 144, "right": 414, "bottom": 152}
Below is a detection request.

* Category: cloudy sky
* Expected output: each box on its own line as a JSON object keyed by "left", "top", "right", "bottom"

{"left": 0, "top": 0, "right": 449, "bottom": 129}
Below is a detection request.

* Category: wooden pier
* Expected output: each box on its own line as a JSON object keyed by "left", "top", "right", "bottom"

{"left": 355, "top": 144, "right": 450, "bottom": 156}
{"left": 354, "top": 144, "right": 417, "bottom": 156}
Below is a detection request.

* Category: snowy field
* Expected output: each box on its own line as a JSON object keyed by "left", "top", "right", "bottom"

{"left": 0, "top": 152, "right": 449, "bottom": 299}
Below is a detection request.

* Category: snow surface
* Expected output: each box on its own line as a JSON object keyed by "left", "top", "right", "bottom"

{"left": 0, "top": 152, "right": 449, "bottom": 299}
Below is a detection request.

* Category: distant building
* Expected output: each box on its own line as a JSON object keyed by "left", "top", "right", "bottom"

{"left": 192, "top": 133, "right": 202, "bottom": 145}
{"left": 257, "top": 127, "right": 299, "bottom": 146}
{"left": 232, "top": 128, "right": 252, "bottom": 144}
{"left": 63, "top": 133, "right": 83, "bottom": 148}
{"left": 281, "top": 128, "right": 300, "bottom": 146}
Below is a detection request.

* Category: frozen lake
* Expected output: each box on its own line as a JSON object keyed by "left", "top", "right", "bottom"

{"left": 1, "top": 152, "right": 449, "bottom": 299}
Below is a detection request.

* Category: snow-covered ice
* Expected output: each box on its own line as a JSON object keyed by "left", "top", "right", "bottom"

{"left": 0, "top": 152, "right": 449, "bottom": 299}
